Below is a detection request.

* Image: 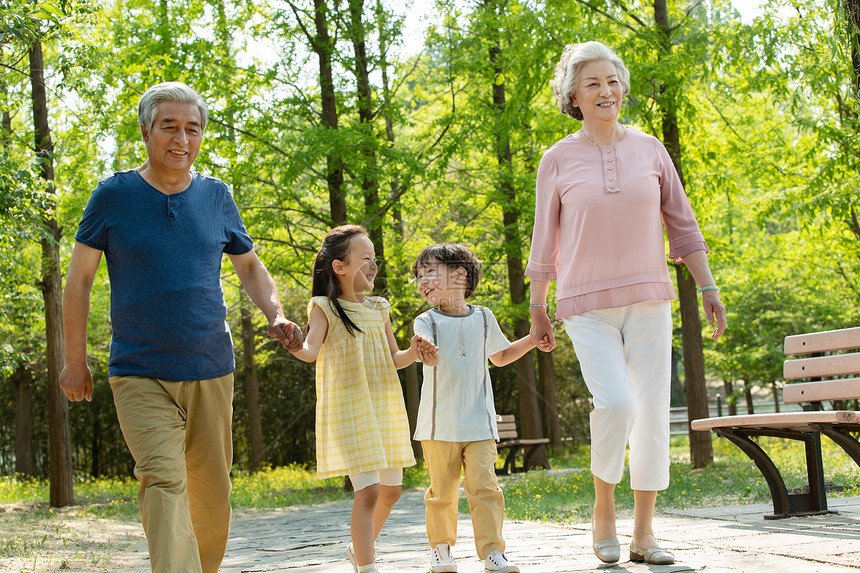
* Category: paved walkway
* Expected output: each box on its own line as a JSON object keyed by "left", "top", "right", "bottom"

{"left": 199, "top": 491, "right": 860, "bottom": 573}
{"left": 109, "top": 487, "right": 860, "bottom": 572}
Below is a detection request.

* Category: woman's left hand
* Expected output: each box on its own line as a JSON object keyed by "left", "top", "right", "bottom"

{"left": 701, "top": 290, "right": 727, "bottom": 340}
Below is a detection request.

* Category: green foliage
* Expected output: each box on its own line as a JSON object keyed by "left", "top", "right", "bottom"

{"left": 229, "top": 464, "right": 350, "bottom": 508}
{"left": 751, "top": 0, "right": 860, "bottom": 239}
{"left": 5, "top": 436, "right": 858, "bottom": 526}
{"left": 2, "top": 0, "right": 860, "bottom": 479}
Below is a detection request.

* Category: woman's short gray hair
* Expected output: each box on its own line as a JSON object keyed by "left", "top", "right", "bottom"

{"left": 551, "top": 41, "right": 631, "bottom": 120}
{"left": 138, "top": 82, "right": 209, "bottom": 132}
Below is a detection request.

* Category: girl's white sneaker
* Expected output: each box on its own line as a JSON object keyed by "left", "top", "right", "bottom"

{"left": 431, "top": 543, "right": 457, "bottom": 572}
{"left": 346, "top": 543, "right": 358, "bottom": 573}
{"left": 484, "top": 550, "right": 520, "bottom": 573}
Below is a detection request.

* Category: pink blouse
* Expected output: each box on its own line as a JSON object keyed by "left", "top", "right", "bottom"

{"left": 525, "top": 128, "right": 708, "bottom": 319}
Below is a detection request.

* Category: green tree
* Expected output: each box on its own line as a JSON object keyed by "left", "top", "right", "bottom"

{"left": 29, "top": 32, "right": 74, "bottom": 505}
{"left": 0, "top": 0, "right": 97, "bottom": 501}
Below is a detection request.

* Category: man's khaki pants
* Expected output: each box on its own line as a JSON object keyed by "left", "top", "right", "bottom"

{"left": 421, "top": 439, "right": 506, "bottom": 560}
{"left": 110, "top": 375, "right": 233, "bottom": 573}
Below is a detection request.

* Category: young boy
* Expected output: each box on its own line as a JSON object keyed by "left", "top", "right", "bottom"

{"left": 412, "top": 243, "right": 549, "bottom": 573}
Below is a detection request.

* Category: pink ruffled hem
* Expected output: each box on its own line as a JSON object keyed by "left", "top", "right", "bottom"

{"left": 524, "top": 265, "right": 557, "bottom": 282}
{"left": 554, "top": 282, "right": 677, "bottom": 319}
{"left": 668, "top": 241, "right": 708, "bottom": 262}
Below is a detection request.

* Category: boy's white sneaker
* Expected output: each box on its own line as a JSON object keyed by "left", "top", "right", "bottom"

{"left": 430, "top": 543, "right": 457, "bottom": 572}
{"left": 484, "top": 550, "right": 520, "bottom": 573}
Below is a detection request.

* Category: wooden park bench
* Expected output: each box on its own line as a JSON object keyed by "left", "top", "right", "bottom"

{"left": 495, "top": 414, "right": 550, "bottom": 475}
{"left": 691, "top": 327, "right": 860, "bottom": 519}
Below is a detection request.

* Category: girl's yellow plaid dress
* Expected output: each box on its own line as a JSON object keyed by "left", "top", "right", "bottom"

{"left": 310, "top": 296, "right": 416, "bottom": 478}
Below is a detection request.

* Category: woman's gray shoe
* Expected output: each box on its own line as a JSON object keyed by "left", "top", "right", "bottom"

{"left": 592, "top": 538, "right": 620, "bottom": 563}
{"left": 629, "top": 541, "right": 675, "bottom": 564}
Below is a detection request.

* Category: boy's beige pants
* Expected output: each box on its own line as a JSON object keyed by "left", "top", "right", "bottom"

{"left": 110, "top": 375, "right": 233, "bottom": 573}
{"left": 421, "top": 439, "right": 506, "bottom": 560}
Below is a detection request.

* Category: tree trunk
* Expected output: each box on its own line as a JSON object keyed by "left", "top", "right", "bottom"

{"left": 488, "top": 35, "right": 546, "bottom": 468}
{"left": 537, "top": 351, "right": 560, "bottom": 447}
{"left": 312, "top": 0, "right": 347, "bottom": 224}
{"left": 348, "top": 0, "right": 386, "bottom": 294}
{"left": 744, "top": 381, "right": 754, "bottom": 414}
{"left": 376, "top": 0, "right": 421, "bottom": 458}
{"left": 13, "top": 365, "right": 35, "bottom": 477}
{"left": 676, "top": 267, "right": 712, "bottom": 467}
{"left": 29, "top": 38, "right": 74, "bottom": 507}
{"left": 654, "top": 0, "right": 713, "bottom": 468}
{"left": 1, "top": 71, "right": 10, "bottom": 144}
{"left": 846, "top": 0, "right": 860, "bottom": 100}
{"left": 723, "top": 379, "right": 737, "bottom": 416}
{"left": 90, "top": 402, "right": 101, "bottom": 477}
{"left": 241, "top": 295, "right": 265, "bottom": 472}
{"left": 403, "top": 363, "right": 422, "bottom": 459}
{"left": 518, "top": 105, "right": 560, "bottom": 450}
{"left": 670, "top": 345, "right": 685, "bottom": 405}
{"left": 771, "top": 380, "right": 781, "bottom": 413}
{"left": 212, "top": 3, "right": 265, "bottom": 473}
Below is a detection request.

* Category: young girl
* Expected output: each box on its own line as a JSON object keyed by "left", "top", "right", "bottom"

{"left": 289, "top": 225, "right": 435, "bottom": 573}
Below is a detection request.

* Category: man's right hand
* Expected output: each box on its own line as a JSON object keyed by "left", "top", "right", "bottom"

{"left": 267, "top": 318, "right": 304, "bottom": 351}
{"left": 59, "top": 362, "right": 94, "bottom": 402}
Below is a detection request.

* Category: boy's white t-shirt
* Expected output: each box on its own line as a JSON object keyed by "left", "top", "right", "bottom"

{"left": 413, "top": 305, "right": 511, "bottom": 442}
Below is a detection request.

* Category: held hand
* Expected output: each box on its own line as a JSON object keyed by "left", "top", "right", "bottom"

{"left": 283, "top": 321, "right": 304, "bottom": 351}
{"left": 529, "top": 309, "right": 556, "bottom": 351}
{"left": 267, "top": 318, "right": 304, "bottom": 351}
{"left": 411, "top": 334, "right": 439, "bottom": 366}
{"left": 701, "top": 290, "right": 727, "bottom": 340}
{"left": 58, "top": 362, "right": 93, "bottom": 403}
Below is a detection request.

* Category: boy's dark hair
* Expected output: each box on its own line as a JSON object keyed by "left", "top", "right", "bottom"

{"left": 412, "top": 243, "right": 483, "bottom": 299}
{"left": 312, "top": 224, "right": 367, "bottom": 336}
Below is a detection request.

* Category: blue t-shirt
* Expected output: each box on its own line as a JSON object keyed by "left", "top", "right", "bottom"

{"left": 75, "top": 170, "right": 254, "bottom": 380}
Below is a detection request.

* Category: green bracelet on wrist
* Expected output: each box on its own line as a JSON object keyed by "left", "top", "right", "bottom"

{"left": 697, "top": 285, "right": 721, "bottom": 294}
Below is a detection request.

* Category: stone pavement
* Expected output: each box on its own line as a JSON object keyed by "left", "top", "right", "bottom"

{"left": 110, "top": 486, "right": 860, "bottom": 573}
{"left": 200, "top": 491, "right": 860, "bottom": 573}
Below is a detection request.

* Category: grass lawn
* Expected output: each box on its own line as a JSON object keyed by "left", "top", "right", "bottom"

{"left": 1, "top": 435, "right": 858, "bottom": 569}
{"left": 499, "top": 436, "right": 860, "bottom": 523}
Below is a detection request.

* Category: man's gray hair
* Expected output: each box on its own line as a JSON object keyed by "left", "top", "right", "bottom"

{"left": 551, "top": 41, "right": 631, "bottom": 121}
{"left": 138, "top": 82, "right": 209, "bottom": 131}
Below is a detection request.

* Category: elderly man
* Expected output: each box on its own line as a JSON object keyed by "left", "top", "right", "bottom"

{"left": 59, "top": 81, "right": 302, "bottom": 573}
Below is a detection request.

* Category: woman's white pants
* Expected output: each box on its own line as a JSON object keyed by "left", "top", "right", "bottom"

{"left": 563, "top": 300, "right": 672, "bottom": 491}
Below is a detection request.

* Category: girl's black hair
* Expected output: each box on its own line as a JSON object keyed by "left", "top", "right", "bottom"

{"left": 312, "top": 224, "right": 368, "bottom": 336}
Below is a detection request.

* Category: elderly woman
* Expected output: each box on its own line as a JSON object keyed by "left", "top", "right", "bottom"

{"left": 526, "top": 41, "right": 726, "bottom": 565}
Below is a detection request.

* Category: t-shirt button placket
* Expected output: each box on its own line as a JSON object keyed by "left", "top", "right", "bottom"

{"left": 603, "top": 147, "right": 619, "bottom": 193}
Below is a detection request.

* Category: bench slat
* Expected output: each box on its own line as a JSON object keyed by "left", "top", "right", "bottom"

{"left": 498, "top": 414, "right": 521, "bottom": 441}
{"left": 498, "top": 438, "right": 550, "bottom": 446}
{"left": 691, "top": 410, "right": 860, "bottom": 432}
{"left": 784, "top": 353, "right": 860, "bottom": 380}
{"left": 784, "top": 327, "right": 860, "bottom": 355}
{"left": 783, "top": 378, "right": 860, "bottom": 403}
